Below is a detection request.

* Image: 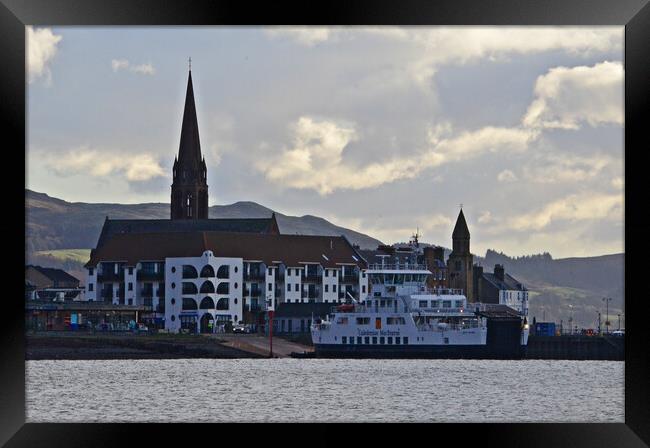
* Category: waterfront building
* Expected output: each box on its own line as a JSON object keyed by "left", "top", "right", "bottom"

{"left": 473, "top": 264, "right": 529, "bottom": 316}
{"left": 25, "top": 265, "right": 84, "bottom": 301}
{"left": 271, "top": 302, "right": 333, "bottom": 335}
{"left": 84, "top": 231, "right": 368, "bottom": 333}
{"left": 447, "top": 209, "right": 474, "bottom": 301}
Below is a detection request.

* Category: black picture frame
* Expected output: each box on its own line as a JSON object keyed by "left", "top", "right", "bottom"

{"left": 2, "top": 0, "right": 649, "bottom": 446}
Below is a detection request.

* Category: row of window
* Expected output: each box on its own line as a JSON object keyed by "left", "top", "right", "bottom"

{"left": 349, "top": 316, "right": 406, "bottom": 325}
{"left": 180, "top": 297, "right": 235, "bottom": 311}
{"left": 418, "top": 300, "right": 463, "bottom": 308}
{"left": 340, "top": 336, "right": 409, "bottom": 345}
{"left": 180, "top": 265, "right": 230, "bottom": 279}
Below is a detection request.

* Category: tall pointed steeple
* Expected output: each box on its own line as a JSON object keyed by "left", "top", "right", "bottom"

{"left": 452, "top": 209, "right": 470, "bottom": 239}
{"left": 171, "top": 64, "right": 209, "bottom": 220}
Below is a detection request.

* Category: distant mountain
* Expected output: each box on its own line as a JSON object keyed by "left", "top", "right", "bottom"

{"left": 25, "top": 189, "right": 383, "bottom": 253}
{"left": 475, "top": 250, "right": 624, "bottom": 329}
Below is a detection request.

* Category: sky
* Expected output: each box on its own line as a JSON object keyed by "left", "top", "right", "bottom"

{"left": 26, "top": 26, "right": 624, "bottom": 258}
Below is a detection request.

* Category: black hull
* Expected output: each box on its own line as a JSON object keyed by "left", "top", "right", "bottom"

{"left": 313, "top": 343, "right": 527, "bottom": 360}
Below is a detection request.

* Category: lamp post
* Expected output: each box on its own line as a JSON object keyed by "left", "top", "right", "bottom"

{"left": 602, "top": 297, "right": 612, "bottom": 335}
{"left": 568, "top": 304, "right": 573, "bottom": 335}
{"left": 618, "top": 313, "right": 621, "bottom": 331}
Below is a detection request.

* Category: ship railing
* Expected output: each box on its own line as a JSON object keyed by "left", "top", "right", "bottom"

{"left": 415, "top": 307, "right": 469, "bottom": 314}
{"left": 415, "top": 321, "right": 480, "bottom": 332}
{"left": 367, "top": 263, "right": 429, "bottom": 271}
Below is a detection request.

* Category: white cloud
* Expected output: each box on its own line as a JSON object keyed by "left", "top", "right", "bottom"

{"left": 523, "top": 61, "right": 623, "bottom": 130}
{"left": 611, "top": 177, "right": 624, "bottom": 189}
{"left": 46, "top": 147, "right": 166, "bottom": 182}
{"left": 27, "top": 26, "right": 62, "bottom": 84}
{"left": 478, "top": 211, "right": 493, "bottom": 224}
{"left": 111, "top": 59, "right": 156, "bottom": 75}
{"left": 509, "top": 192, "right": 623, "bottom": 231}
{"left": 264, "top": 27, "right": 333, "bottom": 46}
{"left": 257, "top": 117, "right": 538, "bottom": 195}
{"left": 497, "top": 169, "right": 518, "bottom": 182}
{"left": 523, "top": 153, "right": 616, "bottom": 184}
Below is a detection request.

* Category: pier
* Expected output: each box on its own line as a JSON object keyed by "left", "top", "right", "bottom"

{"left": 526, "top": 334, "right": 624, "bottom": 361}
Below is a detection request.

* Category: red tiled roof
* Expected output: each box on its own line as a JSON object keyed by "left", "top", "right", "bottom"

{"left": 87, "top": 231, "right": 366, "bottom": 269}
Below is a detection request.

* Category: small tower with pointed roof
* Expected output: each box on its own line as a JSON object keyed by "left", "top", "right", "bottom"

{"left": 447, "top": 208, "right": 474, "bottom": 301}
{"left": 171, "top": 63, "right": 209, "bottom": 220}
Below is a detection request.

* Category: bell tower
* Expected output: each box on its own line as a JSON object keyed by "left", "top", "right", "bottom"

{"left": 171, "top": 63, "right": 209, "bottom": 220}
{"left": 447, "top": 208, "right": 474, "bottom": 301}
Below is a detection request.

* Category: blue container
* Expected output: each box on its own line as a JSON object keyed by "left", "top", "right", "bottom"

{"left": 535, "top": 322, "right": 556, "bottom": 336}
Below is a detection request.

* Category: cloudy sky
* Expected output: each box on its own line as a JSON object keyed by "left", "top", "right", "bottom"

{"left": 26, "top": 26, "right": 624, "bottom": 258}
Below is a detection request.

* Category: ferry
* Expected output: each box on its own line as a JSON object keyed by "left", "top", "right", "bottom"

{"left": 310, "top": 261, "right": 529, "bottom": 359}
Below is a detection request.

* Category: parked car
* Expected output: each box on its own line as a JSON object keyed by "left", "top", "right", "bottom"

{"left": 611, "top": 330, "right": 624, "bottom": 336}
{"left": 136, "top": 323, "right": 149, "bottom": 334}
{"left": 232, "top": 324, "right": 250, "bottom": 334}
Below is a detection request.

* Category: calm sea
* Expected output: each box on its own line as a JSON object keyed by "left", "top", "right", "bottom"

{"left": 26, "top": 359, "right": 623, "bottom": 422}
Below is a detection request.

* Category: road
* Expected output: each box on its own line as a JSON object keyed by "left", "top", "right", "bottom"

{"left": 205, "top": 333, "right": 313, "bottom": 358}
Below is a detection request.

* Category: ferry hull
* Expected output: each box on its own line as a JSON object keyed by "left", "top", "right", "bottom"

{"left": 313, "top": 343, "right": 527, "bottom": 359}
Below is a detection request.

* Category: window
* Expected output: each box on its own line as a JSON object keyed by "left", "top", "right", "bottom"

{"left": 362, "top": 285, "right": 366, "bottom": 293}
{"left": 287, "top": 269, "right": 291, "bottom": 276}
{"left": 372, "top": 337, "right": 377, "bottom": 344}
{"left": 216, "top": 283, "right": 229, "bottom": 294}
{"left": 128, "top": 267, "right": 133, "bottom": 275}
{"left": 200, "top": 297, "right": 215, "bottom": 309}
{"left": 182, "top": 297, "right": 198, "bottom": 310}
{"left": 380, "top": 300, "right": 386, "bottom": 307}
{"left": 387, "top": 317, "right": 406, "bottom": 325}
{"left": 336, "top": 317, "right": 349, "bottom": 324}
{"left": 182, "top": 282, "right": 198, "bottom": 295}
{"left": 325, "top": 285, "right": 329, "bottom": 292}
{"left": 333, "top": 285, "right": 337, "bottom": 293}
{"left": 443, "top": 300, "right": 451, "bottom": 308}
{"left": 395, "top": 337, "right": 401, "bottom": 345}
{"left": 333, "top": 270, "right": 337, "bottom": 277}
{"left": 325, "top": 270, "right": 329, "bottom": 277}
{"left": 356, "top": 317, "right": 370, "bottom": 325}
{"left": 419, "top": 300, "right": 428, "bottom": 308}
{"left": 216, "top": 265, "right": 229, "bottom": 279}
{"left": 88, "top": 268, "right": 94, "bottom": 276}
{"left": 455, "top": 300, "right": 463, "bottom": 308}
{"left": 128, "top": 282, "right": 133, "bottom": 291}
{"left": 268, "top": 283, "right": 272, "bottom": 291}
{"left": 364, "top": 337, "right": 370, "bottom": 344}
{"left": 216, "top": 298, "right": 229, "bottom": 310}
{"left": 379, "top": 337, "right": 385, "bottom": 344}
{"left": 128, "top": 299, "right": 133, "bottom": 305}
{"left": 182, "top": 265, "right": 198, "bottom": 279}
{"left": 200, "top": 265, "right": 215, "bottom": 278}
{"left": 171, "top": 266, "right": 176, "bottom": 273}
{"left": 342, "top": 336, "right": 347, "bottom": 344}
{"left": 295, "top": 283, "right": 299, "bottom": 291}
{"left": 403, "top": 337, "right": 409, "bottom": 344}
{"left": 268, "top": 268, "right": 272, "bottom": 275}
{"left": 88, "top": 283, "right": 93, "bottom": 292}
{"left": 431, "top": 300, "right": 439, "bottom": 308}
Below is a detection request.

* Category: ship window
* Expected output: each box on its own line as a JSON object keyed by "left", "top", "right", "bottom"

{"left": 336, "top": 317, "right": 348, "bottom": 324}
{"left": 357, "top": 337, "right": 362, "bottom": 344}
{"left": 372, "top": 337, "right": 377, "bottom": 344}
{"left": 387, "top": 337, "right": 393, "bottom": 345}
{"left": 431, "top": 300, "right": 439, "bottom": 308}
{"left": 380, "top": 300, "right": 385, "bottom": 307}
{"left": 342, "top": 336, "right": 347, "bottom": 344}
{"left": 455, "top": 300, "right": 463, "bottom": 308}
{"left": 364, "top": 337, "right": 370, "bottom": 344}
{"left": 419, "top": 300, "right": 428, "bottom": 308}
{"left": 403, "top": 337, "right": 409, "bottom": 344}
{"left": 356, "top": 317, "right": 370, "bottom": 325}
{"left": 395, "top": 337, "right": 401, "bottom": 345}
{"left": 379, "top": 337, "right": 385, "bottom": 344}
{"left": 349, "top": 337, "right": 354, "bottom": 344}
{"left": 443, "top": 300, "right": 452, "bottom": 308}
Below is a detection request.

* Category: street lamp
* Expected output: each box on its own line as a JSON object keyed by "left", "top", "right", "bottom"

{"left": 568, "top": 304, "right": 574, "bottom": 335}
{"left": 602, "top": 297, "right": 612, "bottom": 335}
{"left": 617, "top": 313, "right": 621, "bottom": 331}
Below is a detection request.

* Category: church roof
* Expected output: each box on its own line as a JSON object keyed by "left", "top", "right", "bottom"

{"left": 177, "top": 70, "right": 202, "bottom": 168}
{"left": 452, "top": 209, "right": 470, "bottom": 239}
{"left": 95, "top": 216, "right": 280, "bottom": 249}
{"left": 87, "top": 231, "right": 367, "bottom": 269}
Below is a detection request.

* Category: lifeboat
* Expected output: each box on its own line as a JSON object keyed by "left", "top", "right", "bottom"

{"left": 336, "top": 304, "right": 355, "bottom": 312}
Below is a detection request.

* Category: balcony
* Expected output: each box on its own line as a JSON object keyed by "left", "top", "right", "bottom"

{"left": 301, "top": 272, "right": 321, "bottom": 282}
{"left": 137, "top": 271, "right": 164, "bottom": 281}
{"left": 97, "top": 271, "right": 123, "bottom": 282}
{"left": 244, "top": 288, "right": 262, "bottom": 298}
{"left": 141, "top": 288, "right": 154, "bottom": 298}
{"left": 244, "top": 271, "right": 265, "bottom": 281}
{"left": 340, "top": 274, "right": 359, "bottom": 283}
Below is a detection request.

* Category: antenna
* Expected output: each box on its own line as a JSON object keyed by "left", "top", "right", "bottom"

{"left": 188, "top": 57, "right": 192, "bottom": 71}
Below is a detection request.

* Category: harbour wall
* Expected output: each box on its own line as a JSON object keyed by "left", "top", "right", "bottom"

{"left": 526, "top": 334, "right": 624, "bottom": 360}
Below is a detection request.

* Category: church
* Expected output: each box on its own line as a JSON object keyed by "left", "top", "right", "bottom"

{"left": 84, "top": 68, "right": 368, "bottom": 333}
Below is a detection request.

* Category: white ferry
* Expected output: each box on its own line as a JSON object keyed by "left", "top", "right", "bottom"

{"left": 310, "top": 261, "right": 529, "bottom": 359}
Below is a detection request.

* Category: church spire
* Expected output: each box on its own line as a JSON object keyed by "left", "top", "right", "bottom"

{"left": 177, "top": 68, "right": 202, "bottom": 166}
{"left": 171, "top": 65, "right": 209, "bottom": 220}
{"left": 452, "top": 209, "right": 470, "bottom": 239}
